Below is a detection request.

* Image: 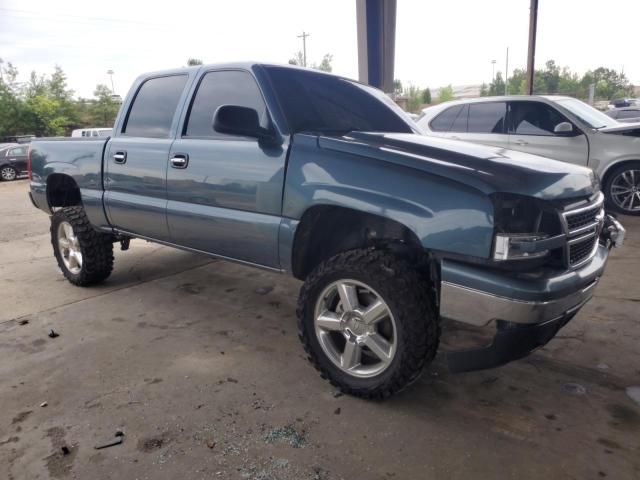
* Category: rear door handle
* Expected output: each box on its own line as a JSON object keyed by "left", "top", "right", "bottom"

{"left": 514, "top": 139, "right": 529, "bottom": 146}
{"left": 170, "top": 154, "right": 189, "bottom": 169}
{"left": 113, "top": 151, "right": 127, "bottom": 164}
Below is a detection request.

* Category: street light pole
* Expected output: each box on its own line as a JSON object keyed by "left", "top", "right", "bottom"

{"left": 107, "top": 69, "right": 115, "bottom": 94}
{"left": 297, "top": 31, "right": 310, "bottom": 67}
{"left": 491, "top": 60, "right": 496, "bottom": 82}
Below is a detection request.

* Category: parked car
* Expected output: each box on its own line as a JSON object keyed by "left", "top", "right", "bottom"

{"left": 28, "top": 64, "right": 624, "bottom": 398}
{"left": 608, "top": 98, "right": 640, "bottom": 109}
{"left": 605, "top": 107, "right": 640, "bottom": 124}
{"left": 71, "top": 128, "right": 113, "bottom": 138}
{"left": 417, "top": 96, "right": 640, "bottom": 215}
{"left": 0, "top": 143, "right": 29, "bottom": 181}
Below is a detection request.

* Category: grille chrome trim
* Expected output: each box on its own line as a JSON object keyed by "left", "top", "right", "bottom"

{"left": 560, "top": 192, "right": 605, "bottom": 269}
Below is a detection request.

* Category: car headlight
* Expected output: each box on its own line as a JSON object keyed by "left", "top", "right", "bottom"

{"left": 491, "top": 194, "right": 560, "bottom": 261}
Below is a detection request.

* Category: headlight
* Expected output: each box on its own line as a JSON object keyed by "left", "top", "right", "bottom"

{"left": 491, "top": 194, "right": 561, "bottom": 262}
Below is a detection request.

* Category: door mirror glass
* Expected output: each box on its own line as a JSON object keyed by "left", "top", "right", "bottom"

{"left": 554, "top": 121, "right": 573, "bottom": 134}
{"left": 213, "top": 105, "right": 269, "bottom": 139}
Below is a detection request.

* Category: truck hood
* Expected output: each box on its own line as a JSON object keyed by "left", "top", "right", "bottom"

{"left": 318, "top": 132, "right": 598, "bottom": 201}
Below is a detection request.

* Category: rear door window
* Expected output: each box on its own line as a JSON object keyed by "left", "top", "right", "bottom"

{"left": 510, "top": 101, "right": 568, "bottom": 136}
{"left": 185, "top": 70, "right": 267, "bottom": 138}
{"left": 8, "top": 146, "right": 28, "bottom": 156}
{"left": 123, "top": 75, "right": 188, "bottom": 138}
{"left": 468, "top": 102, "right": 507, "bottom": 133}
{"left": 430, "top": 105, "right": 463, "bottom": 132}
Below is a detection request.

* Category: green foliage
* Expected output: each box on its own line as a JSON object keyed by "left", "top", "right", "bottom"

{"left": 438, "top": 85, "right": 454, "bottom": 103}
{"left": 404, "top": 84, "right": 424, "bottom": 113}
{"left": 485, "top": 60, "right": 633, "bottom": 100}
{"left": 288, "top": 51, "right": 305, "bottom": 66}
{"left": 186, "top": 58, "right": 203, "bottom": 66}
{"left": 479, "top": 83, "right": 488, "bottom": 97}
{"left": 423, "top": 87, "right": 432, "bottom": 104}
{"left": 316, "top": 54, "right": 333, "bottom": 72}
{"left": 393, "top": 79, "right": 403, "bottom": 95}
{"left": 0, "top": 60, "right": 120, "bottom": 137}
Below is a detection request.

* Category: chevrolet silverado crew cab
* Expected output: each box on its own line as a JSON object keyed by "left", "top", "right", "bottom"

{"left": 28, "top": 64, "right": 625, "bottom": 398}
{"left": 417, "top": 96, "right": 640, "bottom": 215}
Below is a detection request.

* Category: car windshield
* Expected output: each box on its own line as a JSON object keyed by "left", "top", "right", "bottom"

{"left": 554, "top": 97, "right": 618, "bottom": 129}
{"left": 264, "top": 66, "right": 415, "bottom": 135}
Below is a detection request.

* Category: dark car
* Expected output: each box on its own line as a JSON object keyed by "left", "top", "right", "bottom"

{"left": 0, "top": 143, "right": 29, "bottom": 181}
{"left": 605, "top": 107, "right": 640, "bottom": 124}
{"left": 608, "top": 98, "right": 640, "bottom": 108}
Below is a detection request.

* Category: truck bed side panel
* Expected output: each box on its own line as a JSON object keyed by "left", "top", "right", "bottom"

{"left": 29, "top": 138, "right": 110, "bottom": 229}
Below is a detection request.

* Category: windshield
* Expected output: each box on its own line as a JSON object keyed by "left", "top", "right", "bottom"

{"left": 554, "top": 97, "right": 618, "bottom": 129}
{"left": 264, "top": 66, "right": 415, "bottom": 135}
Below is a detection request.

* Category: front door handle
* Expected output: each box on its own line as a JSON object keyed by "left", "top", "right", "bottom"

{"left": 113, "top": 151, "right": 127, "bottom": 164}
{"left": 514, "top": 139, "right": 529, "bottom": 146}
{"left": 170, "top": 154, "right": 189, "bottom": 169}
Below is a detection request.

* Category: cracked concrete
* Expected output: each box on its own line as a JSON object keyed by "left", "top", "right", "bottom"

{"left": 1, "top": 179, "right": 639, "bottom": 480}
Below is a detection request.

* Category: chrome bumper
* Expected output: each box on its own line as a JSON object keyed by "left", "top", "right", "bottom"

{"left": 440, "top": 278, "right": 597, "bottom": 326}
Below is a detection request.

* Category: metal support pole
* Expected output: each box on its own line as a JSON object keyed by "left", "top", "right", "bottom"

{"left": 356, "top": 0, "right": 397, "bottom": 92}
{"left": 526, "top": 0, "right": 539, "bottom": 95}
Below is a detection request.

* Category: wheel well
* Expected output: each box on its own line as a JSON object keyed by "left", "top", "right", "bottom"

{"left": 47, "top": 174, "right": 82, "bottom": 208}
{"left": 601, "top": 159, "right": 640, "bottom": 188}
{"left": 291, "top": 205, "right": 424, "bottom": 280}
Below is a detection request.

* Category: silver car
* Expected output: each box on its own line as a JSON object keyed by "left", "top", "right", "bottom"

{"left": 417, "top": 96, "right": 640, "bottom": 215}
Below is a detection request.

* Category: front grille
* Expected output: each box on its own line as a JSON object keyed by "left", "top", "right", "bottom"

{"left": 561, "top": 193, "right": 604, "bottom": 268}
{"left": 569, "top": 235, "right": 598, "bottom": 265}
{"left": 565, "top": 205, "right": 601, "bottom": 231}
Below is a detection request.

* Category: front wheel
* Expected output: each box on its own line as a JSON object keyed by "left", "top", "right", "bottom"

{"left": 0, "top": 166, "right": 17, "bottom": 181}
{"left": 604, "top": 162, "right": 640, "bottom": 216}
{"left": 297, "top": 249, "right": 439, "bottom": 399}
{"left": 51, "top": 207, "right": 114, "bottom": 286}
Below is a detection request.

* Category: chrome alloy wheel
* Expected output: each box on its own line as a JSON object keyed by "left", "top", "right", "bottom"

{"left": 57, "top": 221, "right": 83, "bottom": 274}
{"left": 314, "top": 279, "right": 397, "bottom": 378}
{"left": 0, "top": 166, "right": 16, "bottom": 181}
{"left": 611, "top": 169, "right": 640, "bottom": 212}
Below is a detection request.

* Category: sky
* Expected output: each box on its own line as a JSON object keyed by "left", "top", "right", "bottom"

{"left": 1, "top": 0, "right": 638, "bottom": 99}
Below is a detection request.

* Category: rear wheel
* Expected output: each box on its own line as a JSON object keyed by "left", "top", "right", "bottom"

{"left": 297, "top": 248, "right": 439, "bottom": 399}
{"left": 51, "top": 207, "right": 114, "bottom": 286}
{"left": 0, "top": 166, "right": 17, "bottom": 181}
{"left": 604, "top": 162, "right": 640, "bottom": 216}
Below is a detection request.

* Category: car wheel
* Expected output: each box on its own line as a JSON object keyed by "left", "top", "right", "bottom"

{"left": 297, "top": 248, "right": 439, "bottom": 399}
{"left": 0, "top": 166, "right": 17, "bottom": 181}
{"left": 51, "top": 206, "right": 114, "bottom": 286}
{"left": 604, "top": 162, "right": 640, "bottom": 216}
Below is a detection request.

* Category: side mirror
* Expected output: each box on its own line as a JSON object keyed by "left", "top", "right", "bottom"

{"left": 554, "top": 121, "right": 574, "bottom": 135}
{"left": 213, "top": 105, "right": 270, "bottom": 140}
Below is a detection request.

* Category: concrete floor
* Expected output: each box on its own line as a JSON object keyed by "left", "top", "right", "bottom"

{"left": 0, "top": 178, "right": 639, "bottom": 480}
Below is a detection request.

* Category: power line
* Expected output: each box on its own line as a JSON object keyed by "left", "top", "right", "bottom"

{"left": 0, "top": 7, "right": 169, "bottom": 28}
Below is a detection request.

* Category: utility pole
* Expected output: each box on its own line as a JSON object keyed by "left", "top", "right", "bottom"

{"left": 491, "top": 59, "right": 496, "bottom": 82}
{"left": 505, "top": 48, "right": 509, "bottom": 96}
{"left": 525, "top": 0, "right": 539, "bottom": 95}
{"left": 297, "top": 31, "right": 310, "bottom": 67}
{"left": 107, "top": 69, "right": 115, "bottom": 93}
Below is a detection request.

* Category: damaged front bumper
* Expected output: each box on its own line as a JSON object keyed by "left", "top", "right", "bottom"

{"left": 440, "top": 214, "right": 625, "bottom": 373}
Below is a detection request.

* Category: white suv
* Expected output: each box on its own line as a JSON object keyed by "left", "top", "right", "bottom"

{"left": 417, "top": 96, "right": 640, "bottom": 215}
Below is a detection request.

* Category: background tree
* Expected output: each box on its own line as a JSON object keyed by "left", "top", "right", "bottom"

{"left": 404, "top": 85, "right": 424, "bottom": 113}
{"left": 393, "top": 79, "right": 403, "bottom": 95}
{"left": 438, "top": 84, "right": 454, "bottom": 102}
{"left": 479, "top": 83, "right": 489, "bottom": 97}
{"left": 288, "top": 51, "right": 305, "bottom": 66}
{"left": 187, "top": 58, "right": 203, "bottom": 66}
{"left": 422, "top": 87, "right": 432, "bottom": 104}
{"left": 316, "top": 54, "right": 333, "bottom": 72}
{"left": 89, "top": 84, "right": 120, "bottom": 126}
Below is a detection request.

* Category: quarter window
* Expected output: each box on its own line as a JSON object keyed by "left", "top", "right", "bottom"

{"left": 185, "top": 70, "right": 267, "bottom": 138}
{"left": 468, "top": 102, "right": 507, "bottom": 134}
{"left": 123, "top": 75, "right": 188, "bottom": 138}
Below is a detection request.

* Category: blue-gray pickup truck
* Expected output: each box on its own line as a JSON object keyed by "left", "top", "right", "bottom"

{"left": 28, "top": 63, "right": 625, "bottom": 398}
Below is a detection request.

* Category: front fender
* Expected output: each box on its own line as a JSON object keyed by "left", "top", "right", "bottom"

{"left": 283, "top": 136, "right": 494, "bottom": 258}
